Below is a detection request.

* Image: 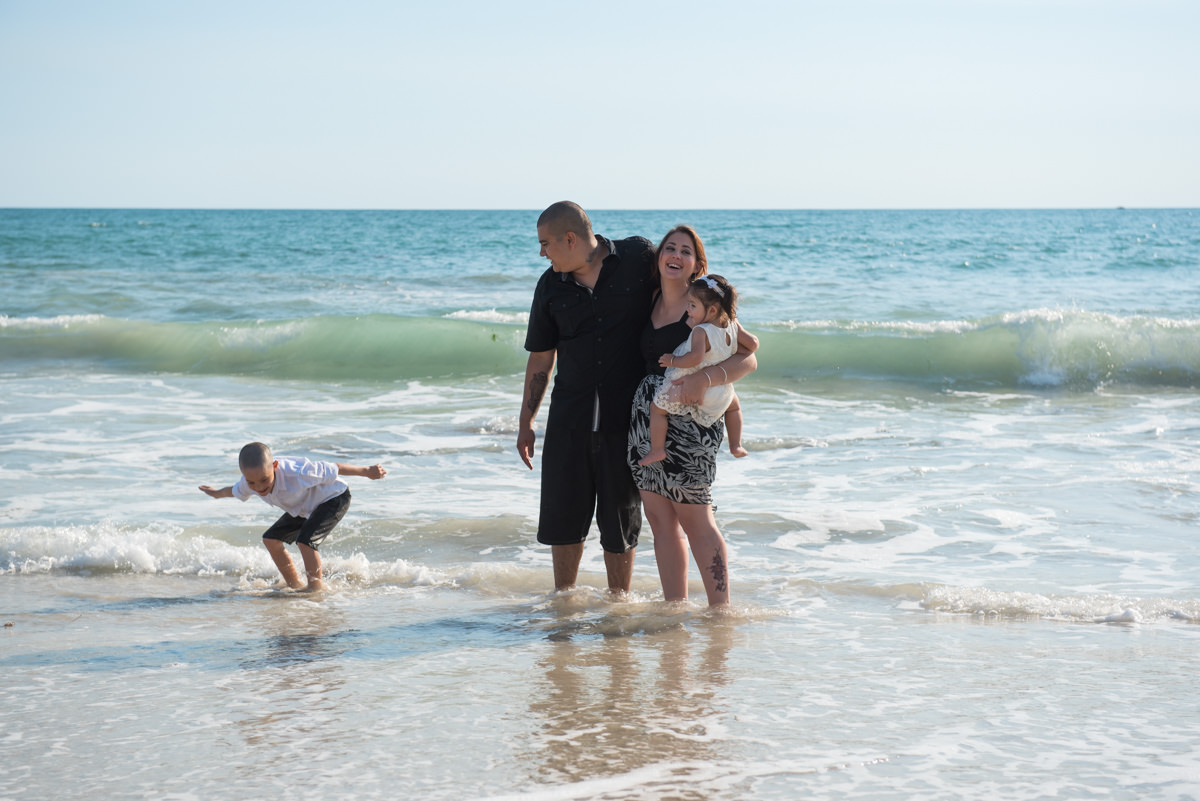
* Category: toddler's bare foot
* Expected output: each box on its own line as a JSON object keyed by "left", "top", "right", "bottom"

{"left": 638, "top": 449, "right": 667, "bottom": 466}
{"left": 730, "top": 444, "right": 749, "bottom": 458}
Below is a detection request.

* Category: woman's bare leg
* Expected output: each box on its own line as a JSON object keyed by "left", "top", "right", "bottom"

{"left": 674, "top": 502, "right": 730, "bottom": 606}
{"left": 641, "top": 490, "right": 689, "bottom": 601}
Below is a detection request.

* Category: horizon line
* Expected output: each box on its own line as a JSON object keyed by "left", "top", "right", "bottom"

{"left": 2, "top": 205, "right": 1196, "bottom": 213}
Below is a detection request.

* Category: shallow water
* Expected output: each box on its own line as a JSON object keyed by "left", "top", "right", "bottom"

{"left": 2, "top": 208, "right": 1199, "bottom": 799}
{"left": 5, "top": 573, "right": 1199, "bottom": 801}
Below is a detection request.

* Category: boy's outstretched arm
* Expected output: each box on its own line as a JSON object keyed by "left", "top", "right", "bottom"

{"left": 198, "top": 485, "right": 234, "bottom": 499}
{"left": 337, "top": 464, "right": 387, "bottom": 480}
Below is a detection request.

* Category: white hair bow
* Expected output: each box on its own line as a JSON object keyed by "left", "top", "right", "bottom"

{"left": 699, "top": 276, "right": 725, "bottom": 297}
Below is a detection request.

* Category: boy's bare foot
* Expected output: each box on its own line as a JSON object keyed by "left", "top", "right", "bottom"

{"left": 301, "top": 578, "right": 328, "bottom": 593}
{"left": 730, "top": 444, "right": 749, "bottom": 458}
{"left": 638, "top": 449, "right": 667, "bottom": 466}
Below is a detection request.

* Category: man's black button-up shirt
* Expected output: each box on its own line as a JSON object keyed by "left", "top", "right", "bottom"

{"left": 524, "top": 235, "right": 655, "bottom": 433}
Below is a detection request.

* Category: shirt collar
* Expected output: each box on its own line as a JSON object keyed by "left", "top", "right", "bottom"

{"left": 595, "top": 235, "right": 614, "bottom": 259}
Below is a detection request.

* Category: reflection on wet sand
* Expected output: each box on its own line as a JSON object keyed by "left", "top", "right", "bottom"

{"left": 523, "top": 611, "right": 736, "bottom": 790}
{"left": 225, "top": 599, "right": 353, "bottom": 760}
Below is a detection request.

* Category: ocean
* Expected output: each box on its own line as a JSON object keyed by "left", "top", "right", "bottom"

{"left": 2, "top": 207, "right": 1199, "bottom": 800}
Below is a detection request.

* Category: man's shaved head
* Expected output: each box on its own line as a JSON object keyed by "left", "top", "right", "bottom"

{"left": 537, "top": 201, "right": 593, "bottom": 240}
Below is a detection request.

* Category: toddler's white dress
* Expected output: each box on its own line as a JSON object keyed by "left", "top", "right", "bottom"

{"left": 652, "top": 322, "right": 736, "bottom": 426}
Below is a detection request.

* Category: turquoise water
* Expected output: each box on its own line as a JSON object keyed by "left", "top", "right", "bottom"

{"left": 4, "top": 208, "right": 1197, "bottom": 387}
{"left": 2, "top": 208, "right": 1199, "bottom": 800}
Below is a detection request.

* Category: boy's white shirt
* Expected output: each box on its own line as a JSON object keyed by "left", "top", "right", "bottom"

{"left": 233, "top": 457, "right": 348, "bottom": 518}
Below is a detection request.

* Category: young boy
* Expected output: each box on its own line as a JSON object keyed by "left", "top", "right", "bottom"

{"left": 199, "top": 442, "right": 387, "bottom": 592}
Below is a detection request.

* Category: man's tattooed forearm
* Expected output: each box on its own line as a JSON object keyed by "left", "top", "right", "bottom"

{"left": 527, "top": 371, "right": 549, "bottom": 415}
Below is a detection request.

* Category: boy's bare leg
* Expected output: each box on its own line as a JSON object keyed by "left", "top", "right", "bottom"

{"left": 298, "top": 543, "right": 326, "bottom": 592}
{"left": 726, "top": 394, "right": 748, "bottom": 458}
{"left": 638, "top": 404, "right": 670, "bottom": 466}
{"left": 263, "top": 538, "right": 304, "bottom": 589}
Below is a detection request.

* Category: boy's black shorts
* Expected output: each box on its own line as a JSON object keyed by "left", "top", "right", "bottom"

{"left": 536, "top": 427, "right": 641, "bottom": 554}
{"left": 262, "top": 489, "right": 351, "bottom": 551}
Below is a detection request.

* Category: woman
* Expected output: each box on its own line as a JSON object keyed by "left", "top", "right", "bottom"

{"left": 628, "top": 225, "right": 758, "bottom": 606}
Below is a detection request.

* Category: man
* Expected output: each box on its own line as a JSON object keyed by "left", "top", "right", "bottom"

{"left": 517, "top": 201, "right": 654, "bottom": 594}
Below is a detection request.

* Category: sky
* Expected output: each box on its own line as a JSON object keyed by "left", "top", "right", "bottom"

{"left": 1, "top": 0, "right": 1197, "bottom": 210}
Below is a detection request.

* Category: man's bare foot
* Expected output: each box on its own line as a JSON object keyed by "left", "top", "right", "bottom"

{"left": 604, "top": 588, "right": 632, "bottom": 603}
{"left": 638, "top": 449, "right": 666, "bottom": 466}
{"left": 730, "top": 444, "right": 749, "bottom": 458}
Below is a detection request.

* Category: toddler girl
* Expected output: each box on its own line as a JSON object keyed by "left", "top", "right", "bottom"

{"left": 639, "top": 275, "right": 747, "bottom": 466}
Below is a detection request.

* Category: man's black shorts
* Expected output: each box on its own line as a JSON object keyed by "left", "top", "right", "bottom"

{"left": 261, "top": 489, "right": 351, "bottom": 551}
{"left": 537, "top": 427, "right": 640, "bottom": 553}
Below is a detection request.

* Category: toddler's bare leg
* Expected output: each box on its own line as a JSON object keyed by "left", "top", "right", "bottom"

{"left": 639, "top": 402, "right": 670, "bottom": 465}
{"left": 726, "top": 393, "right": 748, "bottom": 458}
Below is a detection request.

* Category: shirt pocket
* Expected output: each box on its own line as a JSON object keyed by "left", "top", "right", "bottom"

{"left": 550, "top": 293, "right": 593, "bottom": 339}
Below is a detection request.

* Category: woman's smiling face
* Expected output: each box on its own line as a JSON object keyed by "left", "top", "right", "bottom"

{"left": 658, "top": 231, "right": 698, "bottom": 283}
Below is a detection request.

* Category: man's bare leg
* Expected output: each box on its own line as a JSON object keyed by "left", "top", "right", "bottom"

{"left": 551, "top": 542, "right": 585, "bottom": 591}
{"left": 604, "top": 547, "right": 636, "bottom": 596}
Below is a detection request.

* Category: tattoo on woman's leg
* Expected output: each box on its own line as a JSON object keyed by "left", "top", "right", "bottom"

{"left": 710, "top": 552, "right": 727, "bottom": 593}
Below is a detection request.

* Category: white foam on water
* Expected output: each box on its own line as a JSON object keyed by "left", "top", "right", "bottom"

{"left": 0, "top": 522, "right": 274, "bottom": 577}
{"left": 921, "top": 583, "right": 1200, "bottom": 623}
{"left": 444, "top": 308, "right": 528, "bottom": 325}
{"left": 0, "top": 313, "right": 106, "bottom": 329}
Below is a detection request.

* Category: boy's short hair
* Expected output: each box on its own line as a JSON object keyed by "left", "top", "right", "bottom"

{"left": 239, "top": 442, "right": 273, "bottom": 471}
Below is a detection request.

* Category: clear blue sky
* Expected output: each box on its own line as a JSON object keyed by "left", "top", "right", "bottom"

{"left": 1, "top": 0, "right": 1196, "bottom": 209}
